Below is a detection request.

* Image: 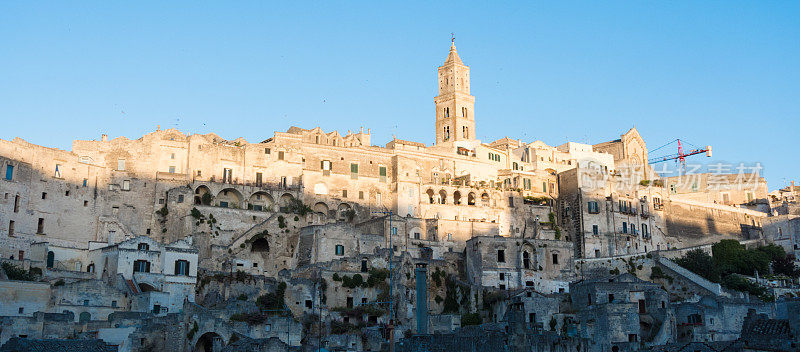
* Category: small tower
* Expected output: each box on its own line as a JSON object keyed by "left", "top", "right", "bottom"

{"left": 435, "top": 37, "right": 475, "bottom": 144}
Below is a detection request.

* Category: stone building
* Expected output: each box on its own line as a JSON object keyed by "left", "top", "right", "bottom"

{"left": 570, "top": 273, "right": 675, "bottom": 350}
{"left": 465, "top": 235, "right": 575, "bottom": 293}
{"left": 672, "top": 295, "right": 774, "bottom": 343}
{"left": 30, "top": 236, "right": 198, "bottom": 315}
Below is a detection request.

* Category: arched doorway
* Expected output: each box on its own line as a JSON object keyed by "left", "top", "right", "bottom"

{"left": 337, "top": 203, "right": 353, "bottom": 221}
{"left": 438, "top": 190, "right": 447, "bottom": 204}
{"left": 426, "top": 189, "right": 435, "bottom": 204}
{"left": 195, "top": 332, "right": 225, "bottom": 352}
{"left": 79, "top": 311, "right": 91, "bottom": 323}
{"left": 139, "top": 283, "right": 158, "bottom": 292}
{"left": 195, "top": 185, "right": 212, "bottom": 205}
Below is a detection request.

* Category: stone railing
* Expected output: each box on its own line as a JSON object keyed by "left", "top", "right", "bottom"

{"left": 656, "top": 256, "right": 724, "bottom": 296}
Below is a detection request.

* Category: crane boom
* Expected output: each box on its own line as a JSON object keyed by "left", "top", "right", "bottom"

{"left": 647, "top": 139, "right": 712, "bottom": 170}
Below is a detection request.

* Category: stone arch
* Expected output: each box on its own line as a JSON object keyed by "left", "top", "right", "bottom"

{"left": 248, "top": 192, "right": 273, "bottom": 211}
{"left": 313, "top": 202, "right": 330, "bottom": 217}
{"left": 139, "top": 283, "right": 158, "bottom": 292}
{"left": 79, "top": 311, "right": 91, "bottom": 323}
{"left": 468, "top": 192, "right": 476, "bottom": 206}
{"left": 215, "top": 188, "right": 243, "bottom": 209}
{"left": 195, "top": 185, "right": 212, "bottom": 205}
{"left": 279, "top": 193, "right": 295, "bottom": 209}
{"left": 251, "top": 237, "right": 269, "bottom": 252}
{"left": 337, "top": 203, "right": 353, "bottom": 220}
{"left": 438, "top": 190, "right": 447, "bottom": 204}
{"left": 425, "top": 189, "right": 435, "bottom": 204}
{"left": 453, "top": 191, "right": 462, "bottom": 205}
{"left": 195, "top": 331, "right": 225, "bottom": 352}
{"left": 481, "top": 192, "right": 490, "bottom": 207}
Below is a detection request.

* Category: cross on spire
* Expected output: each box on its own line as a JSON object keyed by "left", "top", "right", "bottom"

{"left": 451, "top": 32, "right": 455, "bottom": 44}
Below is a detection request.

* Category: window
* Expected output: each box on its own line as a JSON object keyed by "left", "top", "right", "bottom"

{"left": 277, "top": 151, "right": 285, "bottom": 160}
{"left": 542, "top": 182, "right": 547, "bottom": 193}
{"left": 497, "top": 249, "right": 505, "bottom": 263}
{"left": 462, "top": 125, "right": 468, "bottom": 138}
{"left": 18, "top": 307, "right": 24, "bottom": 314}
{"left": 117, "top": 159, "right": 125, "bottom": 171}
{"left": 499, "top": 273, "right": 505, "bottom": 280}
{"left": 168, "top": 166, "right": 176, "bottom": 173}
{"left": 342, "top": 190, "right": 348, "bottom": 198}
{"left": 321, "top": 160, "right": 331, "bottom": 176}
{"left": 622, "top": 222, "right": 627, "bottom": 234}
{"left": 8, "top": 220, "right": 14, "bottom": 236}
{"left": 112, "top": 301, "right": 117, "bottom": 308}
{"left": 177, "top": 195, "right": 184, "bottom": 203}
{"left": 264, "top": 148, "right": 270, "bottom": 154}
{"left": 587, "top": 201, "right": 599, "bottom": 214}
{"left": 14, "top": 195, "right": 19, "bottom": 212}
{"left": 54, "top": 164, "right": 62, "bottom": 178}
{"left": 552, "top": 253, "right": 559, "bottom": 265}
{"left": 174, "top": 260, "right": 190, "bottom": 276}
{"left": 508, "top": 196, "right": 514, "bottom": 207}
{"left": 5, "top": 164, "right": 13, "bottom": 180}
{"left": 361, "top": 260, "right": 368, "bottom": 273}
{"left": 65, "top": 190, "right": 70, "bottom": 196}
{"left": 133, "top": 260, "right": 150, "bottom": 273}
{"left": 379, "top": 166, "right": 387, "bottom": 183}
{"left": 223, "top": 168, "right": 233, "bottom": 183}
{"left": 37, "top": 218, "right": 44, "bottom": 234}
{"left": 359, "top": 191, "right": 364, "bottom": 200}
{"left": 42, "top": 192, "right": 47, "bottom": 200}
{"left": 122, "top": 180, "right": 130, "bottom": 191}
{"left": 170, "top": 153, "right": 175, "bottom": 160}
{"left": 137, "top": 243, "right": 150, "bottom": 251}
{"left": 83, "top": 300, "right": 89, "bottom": 306}
{"left": 592, "top": 225, "right": 599, "bottom": 235}
{"left": 83, "top": 178, "right": 88, "bottom": 187}
{"left": 256, "top": 172, "right": 263, "bottom": 186}
{"left": 335, "top": 245, "right": 344, "bottom": 256}
{"left": 608, "top": 294, "right": 614, "bottom": 302}
{"left": 350, "top": 163, "right": 358, "bottom": 179}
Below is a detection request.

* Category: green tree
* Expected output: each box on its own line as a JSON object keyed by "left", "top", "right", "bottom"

{"left": 674, "top": 249, "right": 720, "bottom": 282}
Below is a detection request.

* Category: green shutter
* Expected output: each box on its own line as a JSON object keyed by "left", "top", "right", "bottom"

{"left": 350, "top": 163, "right": 358, "bottom": 173}
{"left": 379, "top": 166, "right": 386, "bottom": 176}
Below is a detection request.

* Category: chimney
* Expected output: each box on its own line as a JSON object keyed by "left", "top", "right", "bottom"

{"left": 101, "top": 134, "right": 108, "bottom": 142}
{"left": 415, "top": 263, "right": 428, "bottom": 334}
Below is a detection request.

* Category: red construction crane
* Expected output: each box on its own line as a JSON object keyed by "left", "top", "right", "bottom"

{"left": 648, "top": 139, "right": 712, "bottom": 171}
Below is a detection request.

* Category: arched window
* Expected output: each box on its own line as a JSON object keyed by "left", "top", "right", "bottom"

{"left": 137, "top": 243, "right": 149, "bottom": 251}
{"left": 446, "top": 107, "right": 450, "bottom": 118}
{"left": 174, "top": 260, "right": 190, "bottom": 276}
{"left": 46, "top": 251, "right": 54, "bottom": 268}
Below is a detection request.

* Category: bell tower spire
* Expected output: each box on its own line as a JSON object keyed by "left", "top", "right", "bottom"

{"left": 435, "top": 37, "right": 475, "bottom": 145}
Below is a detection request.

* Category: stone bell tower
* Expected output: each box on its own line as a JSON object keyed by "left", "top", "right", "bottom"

{"left": 435, "top": 38, "right": 475, "bottom": 144}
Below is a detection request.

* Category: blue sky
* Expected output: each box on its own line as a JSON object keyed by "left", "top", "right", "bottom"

{"left": 1, "top": 2, "right": 798, "bottom": 190}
